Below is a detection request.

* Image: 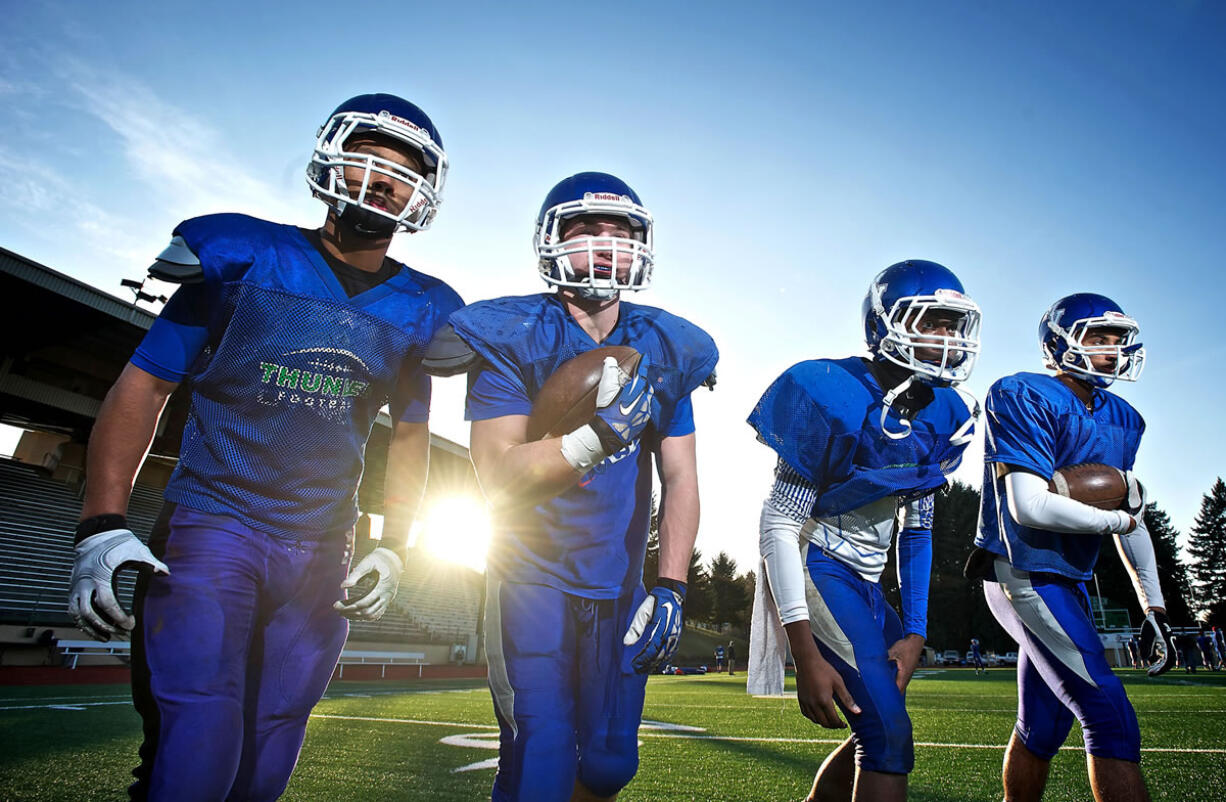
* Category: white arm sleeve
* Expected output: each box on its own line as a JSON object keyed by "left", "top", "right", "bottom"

{"left": 1114, "top": 516, "right": 1165, "bottom": 611}
{"left": 759, "top": 497, "right": 809, "bottom": 626}
{"left": 1005, "top": 470, "right": 1133, "bottom": 534}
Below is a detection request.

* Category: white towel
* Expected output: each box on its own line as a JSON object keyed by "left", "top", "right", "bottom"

{"left": 746, "top": 556, "right": 788, "bottom": 695}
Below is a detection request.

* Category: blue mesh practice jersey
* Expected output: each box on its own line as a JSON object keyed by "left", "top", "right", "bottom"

{"left": 748, "top": 357, "right": 976, "bottom": 517}
{"left": 975, "top": 372, "right": 1145, "bottom": 580}
{"left": 451, "top": 294, "right": 718, "bottom": 598}
{"left": 130, "top": 213, "right": 463, "bottom": 540}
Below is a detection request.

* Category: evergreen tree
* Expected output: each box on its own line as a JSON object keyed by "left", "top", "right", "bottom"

{"left": 642, "top": 510, "right": 660, "bottom": 586}
{"left": 1188, "top": 478, "right": 1226, "bottom": 617}
{"left": 685, "top": 548, "right": 713, "bottom": 624}
{"left": 708, "top": 552, "right": 748, "bottom": 629}
{"left": 738, "top": 569, "right": 757, "bottom": 637}
{"left": 1144, "top": 504, "right": 1195, "bottom": 625}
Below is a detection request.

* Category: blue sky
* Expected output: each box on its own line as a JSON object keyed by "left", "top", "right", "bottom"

{"left": 2, "top": 1, "right": 1224, "bottom": 574}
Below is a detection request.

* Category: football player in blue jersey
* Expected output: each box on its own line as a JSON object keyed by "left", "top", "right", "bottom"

{"left": 968, "top": 293, "right": 1175, "bottom": 802}
{"left": 66, "top": 93, "right": 462, "bottom": 801}
{"left": 427, "top": 172, "right": 717, "bottom": 801}
{"left": 970, "top": 637, "right": 986, "bottom": 675}
{"left": 750, "top": 260, "right": 982, "bottom": 802}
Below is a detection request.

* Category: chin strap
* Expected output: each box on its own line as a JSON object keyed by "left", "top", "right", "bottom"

{"left": 339, "top": 204, "right": 397, "bottom": 238}
{"left": 880, "top": 374, "right": 916, "bottom": 440}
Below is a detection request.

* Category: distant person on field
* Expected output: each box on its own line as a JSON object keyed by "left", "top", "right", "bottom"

{"left": 969, "top": 637, "right": 986, "bottom": 675}
{"left": 1127, "top": 634, "right": 1142, "bottom": 670}
{"left": 1196, "top": 629, "right": 1215, "bottom": 671}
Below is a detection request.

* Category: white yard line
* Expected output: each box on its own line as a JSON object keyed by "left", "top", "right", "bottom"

{"left": 303, "top": 714, "right": 1226, "bottom": 754}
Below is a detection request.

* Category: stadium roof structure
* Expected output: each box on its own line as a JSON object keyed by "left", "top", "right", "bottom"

{"left": 0, "top": 245, "right": 474, "bottom": 514}
{"left": 0, "top": 245, "right": 162, "bottom": 439}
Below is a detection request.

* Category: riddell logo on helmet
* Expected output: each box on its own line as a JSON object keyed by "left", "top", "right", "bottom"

{"left": 378, "top": 111, "right": 426, "bottom": 135}
{"left": 934, "top": 289, "right": 966, "bottom": 300}
{"left": 584, "top": 192, "right": 631, "bottom": 203}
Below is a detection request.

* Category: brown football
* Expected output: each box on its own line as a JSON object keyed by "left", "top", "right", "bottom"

{"left": 1047, "top": 463, "right": 1127, "bottom": 510}
{"left": 526, "top": 346, "right": 643, "bottom": 441}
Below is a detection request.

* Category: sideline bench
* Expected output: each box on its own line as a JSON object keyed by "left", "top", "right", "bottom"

{"left": 57, "top": 639, "right": 131, "bottom": 669}
{"left": 55, "top": 640, "right": 428, "bottom": 678}
{"left": 335, "top": 650, "right": 428, "bottom": 679}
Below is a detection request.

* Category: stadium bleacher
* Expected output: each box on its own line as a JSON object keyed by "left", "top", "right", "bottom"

{"left": 0, "top": 458, "right": 483, "bottom": 657}
{"left": 0, "top": 459, "right": 158, "bottom": 626}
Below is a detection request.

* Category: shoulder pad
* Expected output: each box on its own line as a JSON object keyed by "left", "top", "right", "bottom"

{"left": 422, "top": 324, "right": 483, "bottom": 376}
{"left": 147, "top": 235, "right": 204, "bottom": 284}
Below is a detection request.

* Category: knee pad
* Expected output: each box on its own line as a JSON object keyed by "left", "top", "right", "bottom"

{"left": 1014, "top": 717, "right": 1070, "bottom": 761}
{"left": 1078, "top": 681, "right": 1141, "bottom": 762}
{"left": 577, "top": 744, "right": 639, "bottom": 797}
{"left": 853, "top": 705, "right": 914, "bottom": 775}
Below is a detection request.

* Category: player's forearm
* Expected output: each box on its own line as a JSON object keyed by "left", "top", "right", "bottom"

{"left": 382, "top": 422, "right": 429, "bottom": 557}
{"left": 81, "top": 363, "right": 176, "bottom": 519}
{"left": 656, "top": 434, "right": 699, "bottom": 583}
{"left": 784, "top": 619, "right": 824, "bottom": 664}
{"left": 760, "top": 498, "right": 809, "bottom": 625}
{"left": 896, "top": 526, "right": 932, "bottom": 639}
{"left": 657, "top": 476, "right": 699, "bottom": 583}
{"left": 1113, "top": 519, "right": 1166, "bottom": 612}
{"left": 1004, "top": 469, "right": 1132, "bottom": 534}
{"left": 475, "top": 436, "right": 587, "bottom": 510}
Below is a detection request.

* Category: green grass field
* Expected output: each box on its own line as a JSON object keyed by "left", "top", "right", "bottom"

{"left": 2, "top": 668, "right": 1223, "bottom": 801}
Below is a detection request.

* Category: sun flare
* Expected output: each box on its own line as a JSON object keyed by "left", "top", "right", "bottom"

{"left": 416, "top": 496, "right": 492, "bottom": 573}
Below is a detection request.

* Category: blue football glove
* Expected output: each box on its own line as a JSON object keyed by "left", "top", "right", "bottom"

{"left": 1139, "top": 609, "right": 1177, "bottom": 677}
{"left": 623, "top": 579, "right": 686, "bottom": 674}
{"left": 589, "top": 356, "right": 654, "bottom": 455}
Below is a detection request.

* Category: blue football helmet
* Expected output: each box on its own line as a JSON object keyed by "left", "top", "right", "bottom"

{"left": 307, "top": 93, "right": 447, "bottom": 235}
{"left": 862, "top": 259, "right": 982, "bottom": 385}
{"left": 534, "top": 172, "right": 654, "bottom": 300}
{"left": 1039, "top": 293, "right": 1144, "bottom": 387}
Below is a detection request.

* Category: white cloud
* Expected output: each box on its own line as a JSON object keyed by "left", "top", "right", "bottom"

{"left": 0, "top": 145, "right": 149, "bottom": 272}
{"left": 0, "top": 57, "right": 313, "bottom": 289}
{"left": 67, "top": 71, "right": 300, "bottom": 221}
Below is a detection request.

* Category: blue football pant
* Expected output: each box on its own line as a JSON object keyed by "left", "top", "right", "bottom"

{"left": 984, "top": 557, "right": 1141, "bottom": 762}
{"left": 802, "top": 543, "right": 913, "bottom": 775}
{"left": 485, "top": 579, "right": 649, "bottom": 802}
{"left": 130, "top": 504, "right": 350, "bottom": 801}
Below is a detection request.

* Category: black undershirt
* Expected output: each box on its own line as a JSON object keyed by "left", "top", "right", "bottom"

{"left": 299, "top": 228, "right": 401, "bottom": 298}
{"left": 865, "top": 357, "right": 936, "bottom": 419}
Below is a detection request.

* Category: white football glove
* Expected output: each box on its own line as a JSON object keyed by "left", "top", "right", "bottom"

{"left": 1123, "top": 471, "right": 1147, "bottom": 515}
{"left": 1139, "top": 609, "right": 1177, "bottom": 677}
{"left": 333, "top": 547, "right": 404, "bottom": 621}
{"left": 68, "top": 529, "right": 170, "bottom": 642}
